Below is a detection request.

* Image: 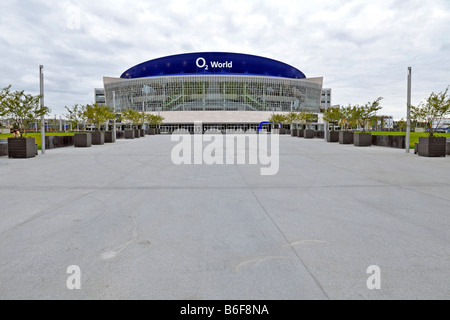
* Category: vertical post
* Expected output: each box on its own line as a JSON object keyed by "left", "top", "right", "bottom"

{"left": 142, "top": 101, "right": 145, "bottom": 130}
{"left": 406, "top": 67, "right": 412, "bottom": 153}
{"left": 40, "top": 65, "right": 45, "bottom": 154}
{"left": 113, "top": 91, "right": 116, "bottom": 140}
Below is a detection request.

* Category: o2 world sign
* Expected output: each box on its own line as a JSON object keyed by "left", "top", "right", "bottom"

{"left": 196, "top": 57, "right": 233, "bottom": 71}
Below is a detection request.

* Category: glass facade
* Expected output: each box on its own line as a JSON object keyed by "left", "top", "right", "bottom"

{"left": 104, "top": 75, "right": 322, "bottom": 114}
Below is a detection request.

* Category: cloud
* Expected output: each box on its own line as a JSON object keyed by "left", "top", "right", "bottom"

{"left": 0, "top": 0, "right": 449, "bottom": 119}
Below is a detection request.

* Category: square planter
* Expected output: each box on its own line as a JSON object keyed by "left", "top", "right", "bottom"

{"left": 297, "top": 129, "right": 304, "bottom": 138}
{"left": 389, "top": 135, "right": 405, "bottom": 149}
{"left": 418, "top": 137, "right": 446, "bottom": 157}
{"left": 116, "top": 131, "right": 124, "bottom": 139}
{"left": 91, "top": 132, "right": 105, "bottom": 145}
{"left": 8, "top": 137, "right": 37, "bottom": 158}
{"left": 372, "top": 135, "right": 388, "bottom": 147}
{"left": 339, "top": 131, "right": 354, "bottom": 144}
{"left": 354, "top": 132, "right": 372, "bottom": 147}
{"left": 304, "top": 130, "right": 315, "bottom": 139}
{"left": 74, "top": 133, "right": 92, "bottom": 148}
{"left": 140, "top": 129, "right": 146, "bottom": 137}
{"left": 45, "top": 136, "right": 74, "bottom": 149}
{"left": 326, "top": 131, "right": 340, "bottom": 143}
{"left": 291, "top": 129, "right": 298, "bottom": 137}
{"left": 0, "top": 139, "right": 8, "bottom": 157}
{"left": 125, "top": 130, "right": 135, "bottom": 139}
{"left": 104, "top": 131, "right": 116, "bottom": 143}
{"left": 134, "top": 129, "right": 141, "bottom": 138}
{"left": 447, "top": 141, "right": 450, "bottom": 155}
{"left": 147, "top": 128, "right": 156, "bottom": 135}
{"left": 279, "top": 128, "right": 286, "bottom": 135}
{"left": 314, "top": 131, "right": 324, "bottom": 139}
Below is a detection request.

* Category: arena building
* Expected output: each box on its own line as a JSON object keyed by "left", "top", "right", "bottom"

{"left": 103, "top": 52, "right": 324, "bottom": 133}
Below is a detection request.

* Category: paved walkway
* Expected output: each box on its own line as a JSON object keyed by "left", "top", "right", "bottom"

{"left": 0, "top": 135, "right": 449, "bottom": 299}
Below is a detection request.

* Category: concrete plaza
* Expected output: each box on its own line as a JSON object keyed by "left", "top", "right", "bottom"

{"left": 0, "top": 135, "right": 449, "bottom": 300}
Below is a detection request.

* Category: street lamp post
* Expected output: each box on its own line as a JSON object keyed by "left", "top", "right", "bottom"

{"left": 40, "top": 65, "right": 45, "bottom": 155}
{"left": 113, "top": 91, "right": 116, "bottom": 141}
{"left": 406, "top": 67, "right": 412, "bottom": 153}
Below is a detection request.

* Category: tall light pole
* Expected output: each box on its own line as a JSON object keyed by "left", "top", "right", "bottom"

{"left": 406, "top": 67, "right": 412, "bottom": 153}
{"left": 113, "top": 91, "right": 116, "bottom": 140}
{"left": 40, "top": 65, "right": 45, "bottom": 155}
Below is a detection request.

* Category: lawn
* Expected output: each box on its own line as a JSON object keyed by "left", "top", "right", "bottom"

{"left": 0, "top": 132, "right": 76, "bottom": 150}
{"left": 371, "top": 131, "right": 450, "bottom": 149}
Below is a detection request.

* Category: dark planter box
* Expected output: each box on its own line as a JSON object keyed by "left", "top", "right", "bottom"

{"left": 291, "top": 129, "right": 298, "bottom": 137}
{"left": 116, "top": 131, "right": 124, "bottom": 139}
{"left": 339, "top": 131, "right": 354, "bottom": 144}
{"left": 304, "top": 130, "right": 315, "bottom": 139}
{"left": 148, "top": 128, "right": 156, "bottom": 135}
{"left": 125, "top": 130, "right": 135, "bottom": 139}
{"left": 297, "top": 129, "right": 304, "bottom": 138}
{"left": 354, "top": 132, "right": 372, "bottom": 147}
{"left": 91, "top": 132, "right": 105, "bottom": 145}
{"left": 140, "top": 129, "right": 146, "bottom": 137}
{"left": 104, "top": 131, "right": 116, "bottom": 143}
{"left": 156, "top": 128, "right": 161, "bottom": 135}
{"left": 8, "top": 138, "right": 36, "bottom": 158}
{"left": 134, "top": 129, "right": 141, "bottom": 138}
{"left": 286, "top": 130, "right": 291, "bottom": 135}
{"left": 0, "top": 139, "right": 8, "bottom": 156}
{"left": 74, "top": 133, "right": 92, "bottom": 148}
{"left": 447, "top": 141, "right": 450, "bottom": 155}
{"left": 372, "top": 135, "right": 405, "bottom": 149}
{"left": 390, "top": 135, "right": 405, "bottom": 149}
{"left": 327, "top": 131, "right": 340, "bottom": 143}
{"left": 418, "top": 137, "right": 446, "bottom": 157}
{"left": 314, "top": 131, "right": 324, "bottom": 139}
{"left": 45, "top": 136, "right": 74, "bottom": 149}
{"left": 279, "top": 128, "right": 286, "bottom": 135}
{"left": 372, "top": 135, "right": 388, "bottom": 147}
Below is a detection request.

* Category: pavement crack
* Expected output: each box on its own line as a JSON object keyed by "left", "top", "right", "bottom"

{"left": 100, "top": 215, "right": 140, "bottom": 261}
{"left": 235, "top": 165, "right": 331, "bottom": 300}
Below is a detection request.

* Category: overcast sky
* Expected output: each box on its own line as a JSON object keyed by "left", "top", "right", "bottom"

{"left": 1, "top": 0, "right": 449, "bottom": 119}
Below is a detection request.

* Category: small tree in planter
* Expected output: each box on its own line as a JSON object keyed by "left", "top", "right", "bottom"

{"left": 338, "top": 105, "right": 357, "bottom": 144}
{"left": 286, "top": 112, "right": 299, "bottom": 136}
{"left": 84, "top": 104, "right": 115, "bottom": 145}
{"left": 122, "top": 109, "right": 141, "bottom": 138}
{"left": 323, "top": 107, "right": 342, "bottom": 142}
{"left": 5, "top": 89, "right": 50, "bottom": 136}
{"left": 145, "top": 114, "right": 165, "bottom": 135}
{"left": 414, "top": 87, "right": 450, "bottom": 157}
{"left": 4, "top": 88, "right": 51, "bottom": 157}
{"left": 298, "top": 112, "right": 316, "bottom": 138}
{"left": 354, "top": 97, "right": 383, "bottom": 146}
{"left": 64, "top": 104, "right": 86, "bottom": 131}
{"left": 268, "top": 114, "right": 287, "bottom": 134}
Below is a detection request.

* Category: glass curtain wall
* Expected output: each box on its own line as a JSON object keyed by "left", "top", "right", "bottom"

{"left": 105, "top": 75, "right": 321, "bottom": 113}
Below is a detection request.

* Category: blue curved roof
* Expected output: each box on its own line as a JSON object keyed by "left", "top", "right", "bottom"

{"left": 120, "top": 52, "right": 306, "bottom": 79}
